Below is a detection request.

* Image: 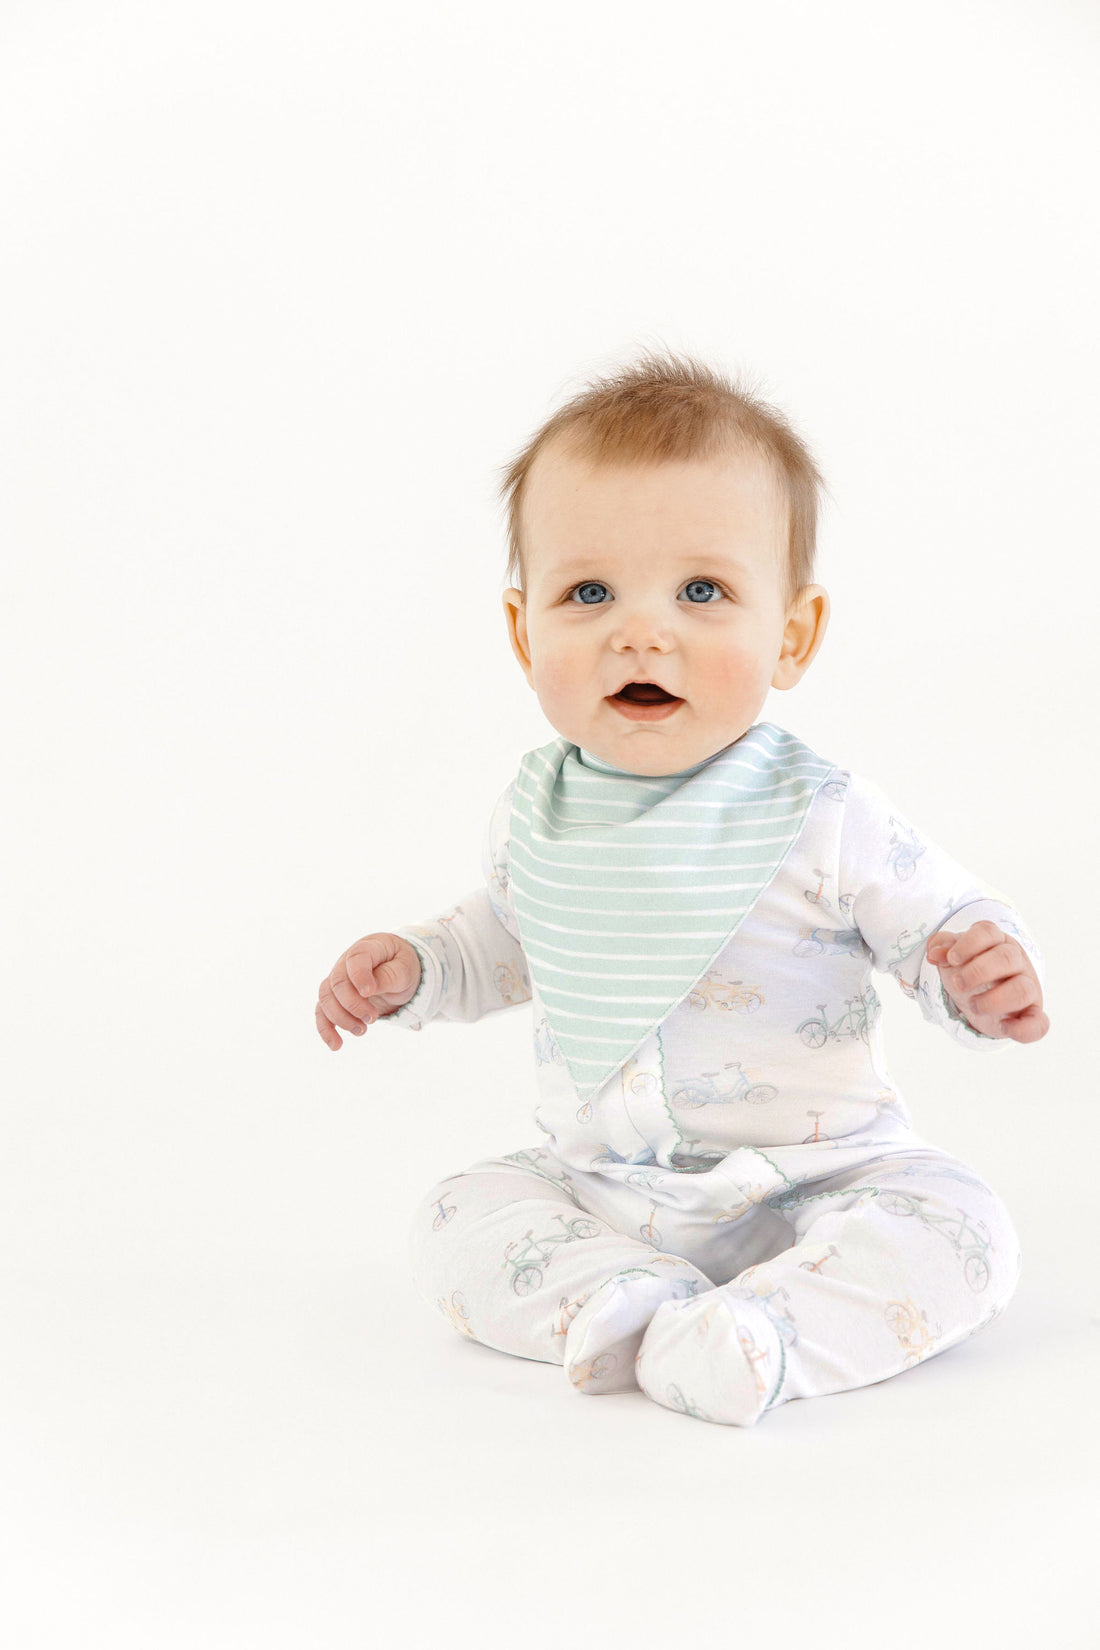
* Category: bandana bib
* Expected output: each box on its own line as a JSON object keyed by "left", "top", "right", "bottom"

{"left": 508, "top": 720, "right": 835, "bottom": 1103}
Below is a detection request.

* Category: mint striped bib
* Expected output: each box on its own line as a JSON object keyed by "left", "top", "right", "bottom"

{"left": 508, "top": 720, "right": 835, "bottom": 1103}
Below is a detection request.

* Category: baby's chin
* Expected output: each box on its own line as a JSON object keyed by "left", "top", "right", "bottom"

{"left": 545, "top": 704, "right": 756, "bottom": 776}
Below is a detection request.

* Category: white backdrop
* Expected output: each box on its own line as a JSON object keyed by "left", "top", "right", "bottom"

{"left": 2, "top": 3, "right": 1095, "bottom": 1646}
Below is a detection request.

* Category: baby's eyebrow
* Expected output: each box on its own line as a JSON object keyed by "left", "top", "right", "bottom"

{"left": 548, "top": 556, "right": 750, "bottom": 579}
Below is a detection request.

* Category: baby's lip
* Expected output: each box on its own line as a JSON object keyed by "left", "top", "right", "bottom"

{"left": 607, "top": 675, "right": 681, "bottom": 698}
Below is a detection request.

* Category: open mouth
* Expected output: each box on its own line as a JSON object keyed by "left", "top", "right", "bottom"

{"left": 612, "top": 682, "right": 678, "bottom": 704}
{"left": 607, "top": 681, "right": 684, "bottom": 720}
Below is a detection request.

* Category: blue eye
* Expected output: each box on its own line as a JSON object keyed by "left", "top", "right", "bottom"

{"left": 565, "top": 577, "right": 725, "bottom": 605}
{"left": 569, "top": 582, "right": 609, "bottom": 605}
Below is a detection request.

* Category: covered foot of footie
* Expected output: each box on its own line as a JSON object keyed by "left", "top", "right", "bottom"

{"left": 564, "top": 1262, "right": 714, "bottom": 1395}
{"left": 635, "top": 1288, "right": 785, "bottom": 1426}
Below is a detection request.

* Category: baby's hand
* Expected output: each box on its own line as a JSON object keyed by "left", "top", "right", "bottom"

{"left": 316, "top": 933, "right": 423, "bottom": 1050}
{"left": 925, "top": 921, "right": 1049, "bottom": 1044}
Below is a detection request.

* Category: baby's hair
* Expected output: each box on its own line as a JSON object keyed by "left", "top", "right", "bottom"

{"left": 496, "top": 346, "right": 829, "bottom": 612}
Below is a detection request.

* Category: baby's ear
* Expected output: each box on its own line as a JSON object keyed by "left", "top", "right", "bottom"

{"left": 501, "top": 589, "right": 533, "bottom": 681}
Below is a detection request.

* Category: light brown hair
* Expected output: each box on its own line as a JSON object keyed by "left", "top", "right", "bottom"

{"left": 496, "top": 347, "right": 829, "bottom": 610}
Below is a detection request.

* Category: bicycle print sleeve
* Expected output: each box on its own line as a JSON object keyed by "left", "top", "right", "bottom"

{"left": 383, "top": 781, "right": 532, "bottom": 1030}
{"left": 836, "top": 770, "right": 1045, "bottom": 1051}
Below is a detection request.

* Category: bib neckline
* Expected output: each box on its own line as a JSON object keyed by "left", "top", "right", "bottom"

{"left": 508, "top": 721, "right": 836, "bottom": 1103}
{"left": 576, "top": 736, "right": 743, "bottom": 781}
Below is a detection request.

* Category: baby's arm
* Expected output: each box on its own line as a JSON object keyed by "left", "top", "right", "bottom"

{"left": 373, "top": 779, "right": 531, "bottom": 1032}
{"left": 837, "top": 769, "right": 1046, "bottom": 1051}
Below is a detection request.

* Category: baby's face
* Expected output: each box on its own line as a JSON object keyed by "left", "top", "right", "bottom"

{"left": 502, "top": 439, "right": 828, "bottom": 776}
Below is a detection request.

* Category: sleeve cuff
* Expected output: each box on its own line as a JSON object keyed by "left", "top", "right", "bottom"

{"left": 378, "top": 932, "right": 444, "bottom": 1031}
{"left": 917, "top": 898, "right": 1041, "bottom": 1052}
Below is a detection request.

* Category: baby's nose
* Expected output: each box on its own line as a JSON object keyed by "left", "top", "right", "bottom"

{"left": 610, "top": 602, "right": 675, "bottom": 649}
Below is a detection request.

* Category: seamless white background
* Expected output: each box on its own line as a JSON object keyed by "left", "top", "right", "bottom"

{"left": 2, "top": 3, "right": 1096, "bottom": 1646}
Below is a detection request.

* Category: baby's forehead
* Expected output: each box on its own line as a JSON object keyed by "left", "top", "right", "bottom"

{"left": 522, "top": 443, "right": 788, "bottom": 583}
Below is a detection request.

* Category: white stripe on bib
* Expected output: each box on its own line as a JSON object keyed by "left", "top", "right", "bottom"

{"left": 508, "top": 720, "right": 835, "bottom": 1102}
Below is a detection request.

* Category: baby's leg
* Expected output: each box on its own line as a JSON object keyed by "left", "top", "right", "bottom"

{"left": 409, "top": 1150, "right": 713, "bottom": 1394}
{"left": 635, "top": 1149, "right": 1021, "bottom": 1426}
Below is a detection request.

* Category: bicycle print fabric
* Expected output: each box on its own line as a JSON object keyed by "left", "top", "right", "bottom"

{"left": 384, "top": 721, "right": 1043, "bottom": 1425}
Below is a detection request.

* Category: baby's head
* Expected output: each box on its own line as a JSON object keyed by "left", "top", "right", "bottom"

{"left": 498, "top": 350, "right": 831, "bottom": 777}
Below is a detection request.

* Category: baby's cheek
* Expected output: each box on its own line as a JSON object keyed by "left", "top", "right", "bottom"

{"left": 701, "top": 645, "right": 764, "bottom": 701}
{"left": 533, "top": 651, "right": 583, "bottom": 708}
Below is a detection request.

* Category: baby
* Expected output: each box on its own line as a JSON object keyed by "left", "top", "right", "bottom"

{"left": 315, "top": 352, "right": 1048, "bottom": 1427}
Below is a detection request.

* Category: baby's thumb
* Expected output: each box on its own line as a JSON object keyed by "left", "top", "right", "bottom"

{"left": 373, "top": 942, "right": 420, "bottom": 997}
{"left": 371, "top": 957, "right": 403, "bottom": 992}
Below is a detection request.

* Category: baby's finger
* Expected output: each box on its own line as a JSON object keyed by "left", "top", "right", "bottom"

{"left": 345, "top": 951, "right": 381, "bottom": 998}
{"left": 999, "top": 1003, "right": 1050, "bottom": 1044}
{"left": 942, "top": 920, "right": 1004, "bottom": 966}
{"left": 318, "top": 979, "right": 369, "bottom": 1036}
{"left": 315, "top": 1003, "right": 344, "bottom": 1050}
{"left": 329, "top": 972, "right": 374, "bottom": 1023}
{"left": 968, "top": 971, "right": 1038, "bottom": 1022}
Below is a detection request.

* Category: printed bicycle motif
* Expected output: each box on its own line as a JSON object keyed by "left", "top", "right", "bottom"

{"left": 804, "top": 866, "right": 834, "bottom": 908}
{"left": 437, "top": 1291, "right": 475, "bottom": 1338}
{"left": 732, "top": 1270, "right": 800, "bottom": 1348}
{"left": 493, "top": 961, "right": 531, "bottom": 1005}
{"left": 671, "top": 1059, "right": 779, "bottom": 1109}
{"left": 887, "top": 923, "right": 933, "bottom": 968}
{"left": 659, "top": 1383, "right": 713, "bottom": 1421}
{"left": 793, "top": 924, "right": 863, "bottom": 958}
{"left": 533, "top": 1015, "right": 565, "bottom": 1067}
{"left": 885, "top": 816, "right": 926, "bottom": 881}
{"left": 797, "top": 983, "right": 881, "bottom": 1047}
{"left": 500, "top": 1146, "right": 575, "bottom": 1195}
{"left": 875, "top": 1190, "right": 995, "bottom": 1292}
{"left": 431, "top": 1194, "right": 457, "bottom": 1231}
{"left": 501, "top": 1210, "right": 603, "bottom": 1296}
{"left": 684, "top": 973, "right": 763, "bottom": 1013}
{"left": 884, "top": 1295, "right": 941, "bottom": 1366}
{"left": 589, "top": 1143, "right": 664, "bottom": 1190}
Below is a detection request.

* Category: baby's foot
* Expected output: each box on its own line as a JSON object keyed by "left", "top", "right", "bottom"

{"left": 563, "top": 1263, "right": 714, "bottom": 1396}
{"left": 634, "top": 1288, "right": 783, "bottom": 1425}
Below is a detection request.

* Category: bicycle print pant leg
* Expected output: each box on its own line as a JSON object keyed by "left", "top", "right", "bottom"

{"left": 408, "top": 1148, "right": 714, "bottom": 1394}
{"left": 634, "top": 1146, "right": 1023, "bottom": 1426}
